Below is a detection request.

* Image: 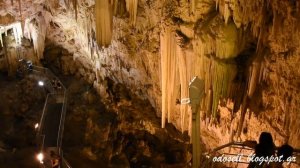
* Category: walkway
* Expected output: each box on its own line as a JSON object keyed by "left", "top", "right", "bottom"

{"left": 19, "top": 61, "right": 70, "bottom": 168}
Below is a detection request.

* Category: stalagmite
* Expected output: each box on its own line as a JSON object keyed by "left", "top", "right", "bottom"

{"left": 125, "top": 0, "right": 138, "bottom": 26}
{"left": 95, "top": 0, "right": 113, "bottom": 47}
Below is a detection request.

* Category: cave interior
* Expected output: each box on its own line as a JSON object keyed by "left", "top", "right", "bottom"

{"left": 0, "top": 0, "right": 300, "bottom": 167}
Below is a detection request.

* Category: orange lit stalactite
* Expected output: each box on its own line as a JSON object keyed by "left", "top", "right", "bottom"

{"left": 95, "top": 0, "right": 113, "bottom": 47}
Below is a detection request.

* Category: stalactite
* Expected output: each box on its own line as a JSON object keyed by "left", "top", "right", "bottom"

{"left": 211, "top": 61, "right": 237, "bottom": 120}
{"left": 125, "top": 0, "right": 138, "bottom": 26}
{"left": 231, "top": 0, "right": 242, "bottom": 28}
{"left": 74, "top": 0, "right": 78, "bottom": 20}
{"left": 18, "top": 0, "right": 22, "bottom": 15}
{"left": 247, "top": 61, "right": 261, "bottom": 97}
{"left": 176, "top": 43, "right": 189, "bottom": 132}
{"left": 0, "top": 27, "right": 4, "bottom": 47}
{"left": 75, "top": 8, "right": 95, "bottom": 60}
{"left": 112, "top": 0, "right": 118, "bottom": 15}
{"left": 223, "top": 1, "right": 230, "bottom": 24}
{"left": 95, "top": 0, "right": 113, "bottom": 47}
{"left": 237, "top": 94, "right": 248, "bottom": 137}
{"left": 12, "top": 22, "right": 23, "bottom": 45}
{"left": 167, "top": 44, "right": 177, "bottom": 123}
{"left": 206, "top": 89, "right": 213, "bottom": 118}
{"left": 160, "top": 27, "right": 177, "bottom": 128}
{"left": 0, "top": 22, "right": 23, "bottom": 46}
{"left": 63, "top": 0, "right": 79, "bottom": 20}
{"left": 190, "top": 0, "right": 196, "bottom": 15}
{"left": 24, "top": 12, "right": 50, "bottom": 59}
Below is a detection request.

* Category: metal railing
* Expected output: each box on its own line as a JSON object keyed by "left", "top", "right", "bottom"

{"left": 57, "top": 91, "right": 67, "bottom": 155}
{"left": 203, "top": 142, "right": 300, "bottom": 168}
{"left": 23, "top": 64, "right": 71, "bottom": 168}
{"left": 61, "top": 151, "right": 72, "bottom": 168}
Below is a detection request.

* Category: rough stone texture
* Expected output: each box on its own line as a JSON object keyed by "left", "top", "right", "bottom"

{"left": 0, "top": 75, "right": 45, "bottom": 168}
{"left": 62, "top": 76, "right": 192, "bottom": 167}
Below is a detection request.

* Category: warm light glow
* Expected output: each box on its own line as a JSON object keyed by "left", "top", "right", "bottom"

{"left": 36, "top": 153, "right": 44, "bottom": 164}
{"left": 38, "top": 81, "right": 44, "bottom": 86}
{"left": 125, "top": 0, "right": 138, "bottom": 25}
{"left": 34, "top": 123, "right": 39, "bottom": 129}
{"left": 95, "top": 0, "right": 113, "bottom": 47}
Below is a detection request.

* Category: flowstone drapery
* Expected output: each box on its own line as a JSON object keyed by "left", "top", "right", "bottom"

{"left": 24, "top": 12, "right": 51, "bottom": 59}
{"left": 0, "top": 22, "right": 23, "bottom": 47}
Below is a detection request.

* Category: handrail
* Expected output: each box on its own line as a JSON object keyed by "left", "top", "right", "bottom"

{"left": 61, "top": 151, "right": 72, "bottom": 168}
{"left": 204, "top": 141, "right": 300, "bottom": 167}
{"left": 37, "top": 94, "right": 51, "bottom": 136}
{"left": 26, "top": 64, "right": 70, "bottom": 168}
{"left": 57, "top": 90, "right": 67, "bottom": 155}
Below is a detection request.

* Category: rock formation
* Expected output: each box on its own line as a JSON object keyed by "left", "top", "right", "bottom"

{"left": 0, "top": 0, "right": 300, "bottom": 167}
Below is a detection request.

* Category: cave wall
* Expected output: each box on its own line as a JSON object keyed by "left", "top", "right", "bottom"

{"left": 0, "top": 0, "right": 300, "bottom": 153}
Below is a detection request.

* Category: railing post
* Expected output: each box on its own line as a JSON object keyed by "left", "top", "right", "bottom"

{"left": 189, "top": 77, "right": 205, "bottom": 168}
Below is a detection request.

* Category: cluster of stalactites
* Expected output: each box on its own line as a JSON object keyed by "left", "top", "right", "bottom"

{"left": 160, "top": 27, "right": 178, "bottom": 129}
{"left": 24, "top": 12, "right": 51, "bottom": 59}
{"left": 0, "top": 0, "right": 23, "bottom": 47}
{"left": 217, "top": 0, "right": 300, "bottom": 51}
{"left": 76, "top": 11, "right": 95, "bottom": 60}
{"left": 0, "top": 22, "right": 23, "bottom": 47}
{"left": 193, "top": 38, "right": 238, "bottom": 121}
{"left": 95, "top": 0, "right": 113, "bottom": 47}
{"left": 64, "top": 0, "right": 78, "bottom": 20}
{"left": 160, "top": 26, "right": 267, "bottom": 133}
{"left": 125, "top": 0, "right": 138, "bottom": 25}
{"left": 198, "top": 17, "right": 246, "bottom": 59}
{"left": 9, "top": 0, "right": 22, "bottom": 14}
{"left": 193, "top": 41, "right": 266, "bottom": 126}
{"left": 161, "top": 27, "right": 203, "bottom": 133}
